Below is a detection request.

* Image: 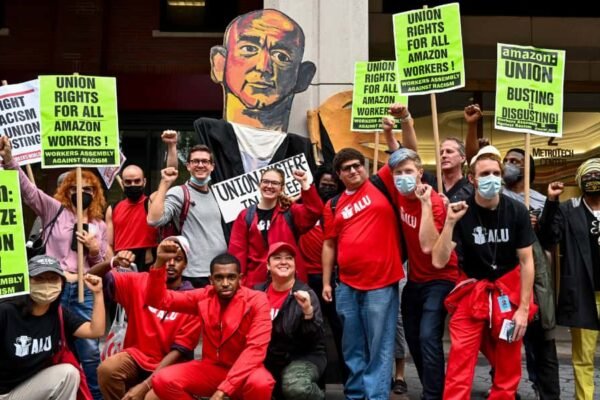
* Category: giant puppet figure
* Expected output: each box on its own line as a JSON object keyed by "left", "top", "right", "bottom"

{"left": 194, "top": 9, "right": 317, "bottom": 183}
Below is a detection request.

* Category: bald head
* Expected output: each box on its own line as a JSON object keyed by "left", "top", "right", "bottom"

{"left": 210, "top": 8, "right": 315, "bottom": 115}
{"left": 121, "top": 165, "right": 145, "bottom": 187}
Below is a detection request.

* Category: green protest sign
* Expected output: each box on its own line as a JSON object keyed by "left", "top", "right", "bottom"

{"left": 351, "top": 61, "right": 409, "bottom": 131}
{"left": 495, "top": 44, "right": 565, "bottom": 137}
{"left": 39, "top": 75, "right": 119, "bottom": 168}
{"left": 0, "top": 170, "right": 29, "bottom": 298}
{"left": 393, "top": 3, "right": 464, "bottom": 95}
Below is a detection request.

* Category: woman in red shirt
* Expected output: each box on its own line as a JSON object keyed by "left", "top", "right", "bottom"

{"left": 228, "top": 168, "right": 323, "bottom": 288}
{"left": 256, "top": 242, "right": 326, "bottom": 400}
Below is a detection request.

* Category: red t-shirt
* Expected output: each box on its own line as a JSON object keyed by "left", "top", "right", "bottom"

{"left": 266, "top": 284, "right": 291, "bottom": 320}
{"left": 112, "top": 272, "right": 202, "bottom": 371}
{"left": 298, "top": 222, "right": 324, "bottom": 275}
{"left": 396, "top": 190, "right": 459, "bottom": 283}
{"left": 112, "top": 195, "right": 158, "bottom": 251}
{"left": 323, "top": 179, "right": 404, "bottom": 290}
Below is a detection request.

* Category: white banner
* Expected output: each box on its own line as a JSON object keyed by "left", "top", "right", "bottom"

{"left": 0, "top": 80, "right": 41, "bottom": 165}
{"left": 212, "top": 153, "right": 313, "bottom": 223}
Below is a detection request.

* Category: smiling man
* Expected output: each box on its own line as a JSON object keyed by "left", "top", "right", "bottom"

{"left": 147, "top": 145, "right": 229, "bottom": 288}
{"left": 194, "top": 9, "right": 317, "bottom": 182}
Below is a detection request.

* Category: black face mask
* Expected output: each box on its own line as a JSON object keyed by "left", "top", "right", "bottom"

{"left": 582, "top": 177, "right": 600, "bottom": 195}
{"left": 70, "top": 192, "right": 93, "bottom": 210}
{"left": 123, "top": 185, "right": 144, "bottom": 201}
{"left": 318, "top": 186, "right": 338, "bottom": 201}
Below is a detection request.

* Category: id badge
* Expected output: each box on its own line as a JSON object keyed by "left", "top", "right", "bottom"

{"left": 497, "top": 294, "right": 511, "bottom": 313}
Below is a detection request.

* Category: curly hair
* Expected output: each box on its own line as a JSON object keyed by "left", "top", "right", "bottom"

{"left": 54, "top": 169, "right": 106, "bottom": 221}
{"left": 261, "top": 168, "right": 293, "bottom": 210}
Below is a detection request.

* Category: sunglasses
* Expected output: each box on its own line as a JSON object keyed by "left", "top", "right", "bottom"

{"left": 340, "top": 162, "right": 363, "bottom": 173}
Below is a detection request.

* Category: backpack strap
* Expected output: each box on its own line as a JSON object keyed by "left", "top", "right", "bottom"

{"left": 245, "top": 204, "right": 258, "bottom": 228}
{"left": 282, "top": 208, "right": 299, "bottom": 242}
{"left": 179, "top": 184, "right": 191, "bottom": 230}
{"left": 42, "top": 206, "right": 65, "bottom": 246}
{"left": 369, "top": 175, "right": 408, "bottom": 263}
{"left": 323, "top": 194, "right": 342, "bottom": 229}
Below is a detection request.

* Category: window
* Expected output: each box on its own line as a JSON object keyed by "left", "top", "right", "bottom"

{"left": 159, "top": 0, "right": 238, "bottom": 33}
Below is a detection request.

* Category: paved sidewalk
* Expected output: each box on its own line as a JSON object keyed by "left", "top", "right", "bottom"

{"left": 324, "top": 327, "right": 599, "bottom": 399}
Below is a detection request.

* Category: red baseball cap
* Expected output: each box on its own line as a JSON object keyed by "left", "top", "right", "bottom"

{"left": 267, "top": 242, "right": 296, "bottom": 260}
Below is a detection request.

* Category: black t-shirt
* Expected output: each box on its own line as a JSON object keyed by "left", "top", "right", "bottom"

{"left": 0, "top": 300, "right": 86, "bottom": 394}
{"left": 582, "top": 205, "right": 600, "bottom": 290}
{"left": 452, "top": 194, "right": 536, "bottom": 281}
{"left": 445, "top": 177, "right": 473, "bottom": 203}
{"left": 256, "top": 207, "right": 274, "bottom": 244}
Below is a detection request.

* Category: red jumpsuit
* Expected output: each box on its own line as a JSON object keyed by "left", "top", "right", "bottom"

{"left": 443, "top": 267, "right": 537, "bottom": 400}
{"left": 146, "top": 268, "right": 275, "bottom": 400}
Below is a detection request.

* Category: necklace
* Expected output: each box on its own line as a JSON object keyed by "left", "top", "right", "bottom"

{"left": 474, "top": 198, "right": 502, "bottom": 270}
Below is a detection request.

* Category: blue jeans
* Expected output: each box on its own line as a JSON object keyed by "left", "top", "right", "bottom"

{"left": 336, "top": 282, "right": 398, "bottom": 400}
{"left": 401, "top": 280, "right": 453, "bottom": 400}
{"left": 61, "top": 282, "right": 102, "bottom": 400}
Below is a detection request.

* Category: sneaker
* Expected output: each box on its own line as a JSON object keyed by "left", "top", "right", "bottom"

{"left": 392, "top": 379, "right": 408, "bottom": 395}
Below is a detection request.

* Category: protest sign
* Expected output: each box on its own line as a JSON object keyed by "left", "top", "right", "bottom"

{"left": 0, "top": 80, "right": 41, "bottom": 165}
{"left": 351, "top": 61, "right": 409, "bottom": 131}
{"left": 0, "top": 170, "right": 29, "bottom": 299}
{"left": 212, "top": 154, "right": 313, "bottom": 223}
{"left": 39, "top": 75, "right": 119, "bottom": 168}
{"left": 98, "top": 151, "right": 126, "bottom": 189}
{"left": 393, "top": 3, "right": 464, "bottom": 95}
{"left": 495, "top": 43, "right": 566, "bottom": 137}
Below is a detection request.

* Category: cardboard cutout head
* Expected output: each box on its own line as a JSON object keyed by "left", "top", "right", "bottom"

{"left": 211, "top": 9, "right": 316, "bottom": 131}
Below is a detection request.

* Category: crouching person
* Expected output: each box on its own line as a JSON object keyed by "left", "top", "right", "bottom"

{"left": 94, "top": 236, "right": 202, "bottom": 400}
{"left": 0, "top": 256, "right": 105, "bottom": 400}
{"left": 146, "top": 244, "right": 274, "bottom": 400}
{"left": 257, "top": 242, "right": 326, "bottom": 400}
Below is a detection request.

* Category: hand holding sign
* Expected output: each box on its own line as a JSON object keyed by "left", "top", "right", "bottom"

{"left": 0, "top": 136, "right": 13, "bottom": 163}
{"left": 292, "top": 169, "right": 310, "bottom": 191}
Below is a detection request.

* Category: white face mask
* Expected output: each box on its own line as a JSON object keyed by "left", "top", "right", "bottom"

{"left": 29, "top": 281, "right": 62, "bottom": 305}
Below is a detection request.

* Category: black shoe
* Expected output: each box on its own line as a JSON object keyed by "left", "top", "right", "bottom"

{"left": 392, "top": 379, "right": 408, "bottom": 394}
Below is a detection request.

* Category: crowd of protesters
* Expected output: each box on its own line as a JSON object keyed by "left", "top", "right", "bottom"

{"left": 1, "top": 100, "right": 599, "bottom": 400}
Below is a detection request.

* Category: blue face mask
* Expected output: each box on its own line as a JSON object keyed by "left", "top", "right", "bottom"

{"left": 190, "top": 175, "right": 211, "bottom": 186}
{"left": 477, "top": 175, "right": 502, "bottom": 199}
{"left": 394, "top": 175, "right": 416, "bottom": 195}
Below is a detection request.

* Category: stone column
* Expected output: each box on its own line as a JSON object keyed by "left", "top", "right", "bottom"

{"left": 264, "top": 0, "right": 369, "bottom": 136}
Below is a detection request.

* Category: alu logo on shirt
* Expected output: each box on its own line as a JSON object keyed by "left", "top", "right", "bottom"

{"left": 147, "top": 306, "right": 179, "bottom": 321}
{"left": 472, "top": 226, "right": 509, "bottom": 245}
{"left": 400, "top": 207, "right": 417, "bottom": 229}
{"left": 341, "top": 195, "right": 372, "bottom": 220}
{"left": 14, "top": 335, "right": 51, "bottom": 357}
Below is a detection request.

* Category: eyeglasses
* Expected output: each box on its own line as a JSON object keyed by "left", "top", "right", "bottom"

{"left": 340, "top": 162, "right": 363, "bottom": 173}
{"left": 260, "top": 179, "right": 283, "bottom": 187}
{"left": 68, "top": 186, "right": 94, "bottom": 194}
{"left": 188, "top": 158, "right": 212, "bottom": 167}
